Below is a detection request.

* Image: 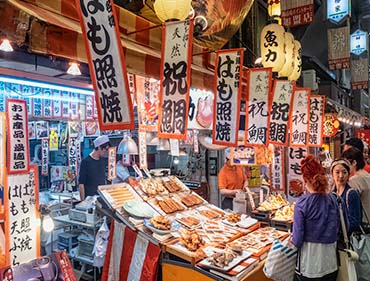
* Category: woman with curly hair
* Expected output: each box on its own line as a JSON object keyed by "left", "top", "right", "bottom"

{"left": 292, "top": 155, "right": 341, "bottom": 281}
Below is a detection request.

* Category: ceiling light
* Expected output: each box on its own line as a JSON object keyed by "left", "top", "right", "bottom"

{"left": 67, "top": 62, "right": 81, "bottom": 76}
{"left": 0, "top": 39, "right": 13, "bottom": 52}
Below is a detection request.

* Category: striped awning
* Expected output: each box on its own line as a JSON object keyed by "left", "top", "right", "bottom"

{"left": 0, "top": 0, "right": 215, "bottom": 91}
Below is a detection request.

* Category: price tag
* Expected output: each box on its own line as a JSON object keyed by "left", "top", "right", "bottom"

{"left": 132, "top": 164, "right": 144, "bottom": 178}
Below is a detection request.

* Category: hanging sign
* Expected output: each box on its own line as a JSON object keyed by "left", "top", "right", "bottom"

{"left": 170, "top": 139, "right": 180, "bottom": 157}
{"left": 287, "top": 147, "right": 307, "bottom": 201}
{"left": 5, "top": 166, "right": 40, "bottom": 266}
{"left": 213, "top": 49, "right": 243, "bottom": 146}
{"left": 77, "top": 0, "right": 135, "bottom": 130}
{"left": 61, "top": 91, "right": 70, "bottom": 119}
{"left": 328, "top": 26, "right": 350, "bottom": 70}
{"left": 323, "top": 113, "right": 340, "bottom": 137}
{"left": 327, "top": 0, "right": 350, "bottom": 24}
{"left": 6, "top": 99, "right": 30, "bottom": 174}
{"left": 245, "top": 68, "right": 272, "bottom": 146}
{"left": 128, "top": 73, "right": 136, "bottom": 107}
{"left": 308, "top": 95, "right": 325, "bottom": 147}
{"left": 351, "top": 57, "right": 369, "bottom": 90}
{"left": 269, "top": 80, "right": 294, "bottom": 146}
{"left": 271, "top": 145, "right": 285, "bottom": 192}
{"left": 139, "top": 131, "right": 147, "bottom": 169}
{"left": 350, "top": 29, "right": 368, "bottom": 55}
{"left": 32, "top": 96, "right": 42, "bottom": 118}
{"left": 42, "top": 88, "right": 52, "bottom": 118}
{"left": 260, "top": 23, "right": 285, "bottom": 72}
{"left": 290, "top": 88, "right": 310, "bottom": 147}
{"left": 70, "top": 92, "right": 79, "bottom": 120}
{"left": 53, "top": 90, "right": 62, "bottom": 118}
{"left": 281, "top": 0, "right": 314, "bottom": 27}
{"left": 158, "top": 19, "right": 194, "bottom": 139}
{"left": 188, "top": 89, "right": 214, "bottom": 130}
{"left": 85, "top": 95, "right": 94, "bottom": 120}
{"left": 107, "top": 147, "right": 117, "bottom": 181}
{"left": 68, "top": 137, "right": 78, "bottom": 176}
{"left": 41, "top": 138, "right": 49, "bottom": 176}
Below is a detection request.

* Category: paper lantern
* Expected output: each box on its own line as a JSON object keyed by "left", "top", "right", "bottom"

{"left": 268, "top": 0, "right": 281, "bottom": 18}
{"left": 288, "top": 40, "right": 302, "bottom": 81}
{"left": 261, "top": 23, "right": 285, "bottom": 72}
{"left": 278, "top": 32, "right": 295, "bottom": 78}
{"left": 154, "top": 0, "right": 192, "bottom": 22}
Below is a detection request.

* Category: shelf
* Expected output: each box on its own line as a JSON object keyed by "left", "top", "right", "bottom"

{"left": 53, "top": 215, "right": 101, "bottom": 229}
{"left": 74, "top": 255, "right": 95, "bottom": 266}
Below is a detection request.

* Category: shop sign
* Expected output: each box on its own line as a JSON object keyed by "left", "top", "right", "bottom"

{"left": 139, "top": 131, "right": 147, "bottom": 169}
{"left": 290, "top": 88, "right": 310, "bottom": 147}
{"left": 271, "top": 145, "right": 285, "bottom": 192}
{"left": 68, "top": 137, "right": 78, "bottom": 176}
{"left": 6, "top": 99, "right": 30, "bottom": 174}
{"left": 281, "top": 0, "right": 314, "bottom": 27}
{"left": 323, "top": 113, "right": 340, "bottom": 137}
{"left": 260, "top": 23, "right": 285, "bottom": 72}
{"left": 188, "top": 89, "right": 213, "bottom": 130}
{"left": 77, "top": 0, "right": 135, "bottom": 130}
{"left": 327, "top": 0, "right": 350, "bottom": 24}
{"left": 107, "top": 147, "right": 117, "bottom": 181}
{"left": 158, "top": 19, "right": 194, "bottom": 139}
{"left": 245, "top": 68, "right": 272, "bottom": 146}
{"left": 5, "top": 166, "right": 40, "bottom": 266}
{"left": 70, "top": 92, "right": 79, "bottom": 120}
{"left": 213, "top": 49, "right": 243, "bottom": 146}
{"left": 287, "top": 146, "right": 307, "bottom": 200}
{"left": 350, "top": 29, "right": 368, "bottom": 55}
{"left": 351, "top": 57, "right": 369, "bottom": 90}
{"left": 53, "top": 90, "right": 62, "bottom": 118}
{"left": 41, "top": 138, "right": 49, "bottom": 176}
{"left": 328, "top": 26, "right": 350, "bottom": 70}
{"left": 308, "top": 95, "right": 325, "bottom": 147}
{"left": 268, "top": 80, "right": 294, "bottom": 146}
{"left": 61, "top": 91, "right": 70, "bottom": 119}
{"left": 136, "top": 76, "right": 158, "bottom": 131}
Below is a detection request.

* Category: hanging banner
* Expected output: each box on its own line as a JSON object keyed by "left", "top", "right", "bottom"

{"left": 61, "top": 91, "right": 70, "bottom": 119}
{"left": 213, "top": 49, "right": 243, "bottom": 146}
{"left": 139, "top": 131, "right": 147, "bottom": 169}
{"left": 290, "top": 88, "right": 310, "bottom": 147}
{"left": 68, "top": 137, "right": 78, "bottom": 176}
{"left": 328, "top": 26, "right": 350, "bottom": 70}
{"left": 351, "top": 57, "right": 369, "bottom": 90}
{"left": 287, "top": 147, "right": 307, "bottom": 201}
{"left": 158, "top": 20, "right": 194, "bottom": 139}
{"left": 85, "top": 95, "right": 94, "bottom": 120}
{"left": 188, "top": 89, "right": 213, "bottom": 130}
{"left": 32, "top": 97, "right": 42, "bottom": 118}
{"left": 269, "top": 80, "right": 294, "bottom": 146}
{"left": 245, "top": 68, "right": 272, "bottom": 146}
{"left": 281, "top": 0, "right": 314, "bottom": 27}
{"left": 128, "top": 73, "right": 136, "bottom": 107}
{"left": 308, "top": 95, "right": 325, "bottom": 147}
{"left": 43, "top": 88, "right": 53, "bottom": 118}
{"left": 5, "top": 166, "right": 40, "bottom": 266}
{"left": 350, "top": 29, "right": 368, "bottom": 55}
{"left": 53, "top": 90, "right": 62, "bottom": 118}
{"left": 271, "top": 145, "right": 285, "bottom": 192}
{"left": 327, "top": 0, "right": 350, "bottom": 24}
{"left": 323, "top": 113, "right": 340, "bottom": 137}
{"left": 107, "top": 147, "right": 117, "bottom": 181}
{"left": 77, "top": 0, "right": 135, "bottom": 130}
{"left": 41, "top": 138, "right": 49, "bottom": 176}
{"left": 6, "top": 99, "right": 30, "bottom": 174}
{"left": 70, "top": 92, "right": 79, "bottom": 120}
{"left": 136, "top": 76, "right": 159, "bottom": 131}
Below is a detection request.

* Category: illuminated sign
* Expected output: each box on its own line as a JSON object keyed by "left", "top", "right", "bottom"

{"left": 327, "top": 0, "right": 350, "bottom": 24}
{"left": 350, "top": 29, "right": 368, "bottom": 55}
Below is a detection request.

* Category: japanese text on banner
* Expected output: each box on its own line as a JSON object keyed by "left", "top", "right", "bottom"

{"left": 287, "top": 147, "right": 307, "bottom": 200}
{"left": 309, "top": 95, "right": 325, "bottom": 147}
{"left": 213, "top": 49, "right": 243, "bottom": 146}
{"left": 136, "top": 76, "right": 159, "bottom": 130}
{"left": 139, "top": 131, "right": 147, "bottom": 169}
{"left": 281, "top": 0, "right": 314, "bottom": 27}
{"left": 68, "top": 137, "right": 78, "bottom": 176}
{"left": 77, "top": 0, "right": 134, "bottom": 130}
{"left": 41, "top": 138, "right": 49, "bottom": 176}
{"left": 158, "top": 20, "right": 193, "bottom": 139}
{"left": 271, "top": 146, "right": 285, "bottom": 192}
{"left": 290, "top": 88, "right": 310, "bottom": 146}
{"left": 245, "top": 68, "right": 271, "bottom": 145}
{"left": 108, "top": 147, "right": 117, "bottom": 180}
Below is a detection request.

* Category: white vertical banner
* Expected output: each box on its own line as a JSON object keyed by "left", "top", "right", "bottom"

{"left": 287, "top": 147, "right": 307, "bottom": 201}
{"left": 245, "top": 68, "right": 272, "bottom": 145}
{"left": 290, "top": 88, "right": 310, "bottom": 147}
{"left": 68, "top": 137, "right": 78, "bottom": 176}
{"left": 139, "top": 131, "right": 148, "bottom": 169}
{"left": 271, "top": 145, "right": 285, "bottom": 192}
{"left": 108, "top": 147, "right": 117, "bottom": 181}
{"left": 309, "top": 95, "right": 325, "bottom": 147}
{"left": 213, "top": 49, "right": 243, "bottom": 146}
{"left": 41, "top": 138, "right": 49, "bottom": 176}
{"left": 158, "top": 20, "right": 193, "bottom": 139}
{"left": 170, "top": 139, "right": 180, "bottom": 157}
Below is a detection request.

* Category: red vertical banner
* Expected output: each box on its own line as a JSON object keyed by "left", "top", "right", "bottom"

{"left": 290, "top": 88, "right": 310, "bottom": 147}
{"left": 41, "top": 138, "right": 49, "bottom": 176}
{"left": 68, "top": 137, "right": 78, "bottom": 176}
{"left": 308, "top": 95, "right": 325, "bottom": 147}
{"left": 212, "top": 49, "right": 243, "bottom": 146}
{"left": 138, "top": 130, "right": 147, "bottom": 169}
{"left": 76, "top": 0, "right": 134, "bottom": 130}
{"left": 270, "top": 145, "right": 285, "bottom": 192}
{"left": 245, "top": 68, "right": 272, "bottom": 146}
{"left": 268, "top": 80, "right": 294, "bottom": 146}
{"left": 158, "top": 20, "right": 194, "bottom": 140}
{"left": 6, "top": 99, "right": 30, "bottom": 174}
{"left": 107, "top": 147, "right": 117, "bottom": 181}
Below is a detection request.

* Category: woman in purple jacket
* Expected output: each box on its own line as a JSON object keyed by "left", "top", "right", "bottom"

{"left": 292, "top": 155, "right": 341, "bottom": 281}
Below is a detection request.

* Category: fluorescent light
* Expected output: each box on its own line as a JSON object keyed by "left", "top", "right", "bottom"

{"left": 0, "top": 39, "right": 13, "bottom": 52}
{"left": 67, "top": 62, "right": 81, "bottom": 76}
{"left": 0, "top": 76, "right": 94, "bottom": 96}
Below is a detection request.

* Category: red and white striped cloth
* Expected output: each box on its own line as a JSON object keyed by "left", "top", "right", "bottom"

{"left": 102, "top": 220, "right": 161, "bottom": 281}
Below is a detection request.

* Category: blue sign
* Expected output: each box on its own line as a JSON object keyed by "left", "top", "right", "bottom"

{"left": 350, "top": 29, "right": 368, "bottom": 55}
{"left": 327, "top": 0, "right": 350, "bottom": 24}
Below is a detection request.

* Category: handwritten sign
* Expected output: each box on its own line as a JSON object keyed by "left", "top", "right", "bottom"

{"left": 139, "top": 131, "right": 147, "bottom": 169}
{"left": 70, "top": 92, "right": 79, "bottom": 120}
{"left": 245, "top": 68, "right": 272, "bottom": 145}
{"left": 85, "top": 95, "right": 94, "bottom": 120}
{"left": 290, "top": 88, "right": 310, "bottom": 146}
{"left": 136, "top": 76, "right": 159, "bottom": 130}
{"left": 68, "top": 137, "right": 78, "bottom": 176}
{"left": 107, "top": 147, "right": 117, "bottom": 181}
{"left": 269, "top": 80, "right": 294, "bottom": 146}
{"left": 188, "top": 89, "right": 213, "bottom": 130}
{"left": 271, "top": 145, "right": 285, "bottom": 192}
{"left": 158, "top": 20, "right": 193, "bottom": 139}
{"left": 41, "top": 138, "right": 49, "bottom": 176}
{"left": 309, "top": 95, "right": 325, "bottom": 147}
{"left": 61, "top": 91, "right": 70, "bottom": 119}
{"left": 53, "top": 90, "right": 62, "bottom": 118}
{"left": 43, "top": 88, "right": 52, "bottom": 118}
{"left": 6, "top": 99, "right": 30, "bottom": 174}
{"left": 287, "top": 147, "right": 307, "bottom": 200}
{"left": 213, "top": 49, "right": 243, "bottom": 146}
{"left": 281, "top": 0, "right": 313, "bottom": 27}
{"left": 5, "top": 166, "right": 40, "bottom": 266}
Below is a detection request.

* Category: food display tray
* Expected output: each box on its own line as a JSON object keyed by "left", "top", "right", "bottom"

{"left": 270, "top": 219, "right": 293, "bottom": 232}
{"left": 250, "top": 210, "right": 274, "bottom": 222}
